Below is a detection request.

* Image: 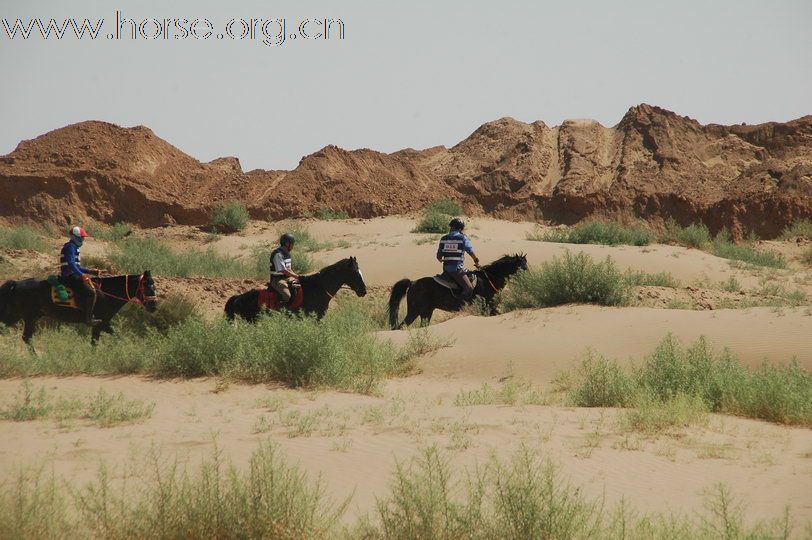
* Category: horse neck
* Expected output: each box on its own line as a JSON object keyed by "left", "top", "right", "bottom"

{"left": 302, "top": 267, "right": 345, "bottom": 296}
{"left": 482, "top": 262, "right": 516, "bottom": 285}
{"left": 99, "top": 274, "right": 138, "bottom": 302}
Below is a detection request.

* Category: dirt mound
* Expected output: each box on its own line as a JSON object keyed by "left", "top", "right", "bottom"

{"left": 1, "top": 105, "right": 810, "bottom": 237}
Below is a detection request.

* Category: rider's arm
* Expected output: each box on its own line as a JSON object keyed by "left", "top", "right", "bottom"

{"left": 436, "top": 241, "right": 444, "bottom": 262}
{"left": 65, "top": 245, "right": 85, "bottom": 276}
{"left": 283, "top": 268, "right": 300, "bottom": 279}
{"left": 463, "top": 236, "right": 480, "bottom": 265}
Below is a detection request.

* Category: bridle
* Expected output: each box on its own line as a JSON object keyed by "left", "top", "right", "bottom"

{"left": 94, "top": 274, "right": 156, "bottom": 305}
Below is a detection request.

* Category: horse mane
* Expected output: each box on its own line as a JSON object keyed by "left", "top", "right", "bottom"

{"left": 482, "top": 253, "right": 526, "bottom": 272}
{"left": 299, "top": 257, "right": 354, "bottom": 284}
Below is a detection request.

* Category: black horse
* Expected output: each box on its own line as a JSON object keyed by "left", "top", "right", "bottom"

{"left": 224, "top": 256, "right": 367, "bottom": 321}
{"left": 0, "top": 272, "right": 157, "bottom": 345}
{"left": 388, "top": 253, "right": 528, "bottom": 329}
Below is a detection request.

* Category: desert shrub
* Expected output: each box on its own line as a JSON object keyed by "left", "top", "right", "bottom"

{"left": 499, "top": 251, "right": 630, "bottom": 311}
{"left": 567, "top": 352, "right": 637, "bottom": 408}
{"left": 565, "top": 334, "right": 812, "bottom": 427}
{"left": 711, "top": 230, "right": 786, "bottom": 269}
{"left": 88, "top": 222, "right": 134, "bottom": 241}
{"left": 0, "top": 303, "right": 421, "bottom": 393}
{"left": 661, "top": 220, "right": 711, "bottom": 249}
{"left": 425, "top": 199, "right": 463, "bottom": 216}
{"left": 0, "top": 442, "right": 344, "bottom": 539}
{"left": 210, "top": 201, "right": 250, "bottom": 233}
{"left": 0, "top": 225, "right": 46, "bottom": 251}
{"left": 537, "top": 221, "right": 655, "bottom": 246}
{"left": 412, "top": 199, "right": 463, "bottom": 234}
{"left": 109, "top": 237, "right": 252, "bottom": 278}
{"left": 622, "top": 392, "right": 709, "bottom": 433}
{"left": 781, "top": 219, "right": 812, "bottom": 239}
{"left": 0, "top": 382, "right": 153, "bottom": 427}
{"left": 413, "top": 211, "right": 452, "bottom": 234}
{"left": 624, "top": 270, "right": 680, "bottom": 288}
{"left": 114, "top": 293, "right": 201, "bottom": 336}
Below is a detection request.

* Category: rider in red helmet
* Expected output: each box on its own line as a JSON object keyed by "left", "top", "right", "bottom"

{"left": 60, "top": 226, "right": 102, "bottom": 325}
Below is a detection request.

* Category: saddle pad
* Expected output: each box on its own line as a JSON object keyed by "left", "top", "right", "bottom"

{"left": 257, "top": 286, "right": 304, "bottom": 311}
{"left": 51, "top": 286, "right": 79, "bottom": 309}
{"left": 432, "top": 273, "right": 478, "bottom": 290}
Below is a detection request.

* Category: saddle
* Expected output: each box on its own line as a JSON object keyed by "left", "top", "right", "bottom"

{"left": 433, "top": 272, "right": 478, "bottom": 291}
{"left": 47, "top": 275, "right": 79, "bottom": 309}
{"left": 257, "top": 285, "right": 304, "bottom": 311}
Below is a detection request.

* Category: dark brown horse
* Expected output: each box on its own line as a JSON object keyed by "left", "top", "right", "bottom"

{"left": 388, "top": 254, "right": 528, "bottom": 329}
{"left": 224, "top": 257, "right": 367, "bottom": 321}
{"left": 0, "top": 272, "right": 157, "bottom": 344}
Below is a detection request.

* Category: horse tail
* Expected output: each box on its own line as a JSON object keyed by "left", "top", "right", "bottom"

{"left": 224, "top": 295, "right": 238, "bottom": 321}
{"left": 388, "top": 279, "right": 412, "bottom": 329}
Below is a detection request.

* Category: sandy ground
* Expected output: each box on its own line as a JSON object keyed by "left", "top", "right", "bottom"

{"left": 1, "top": 216, "right": 811, "bottom": 528}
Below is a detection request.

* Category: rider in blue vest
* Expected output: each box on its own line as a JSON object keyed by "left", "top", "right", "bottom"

{"left": 436, "top": 218, "right": 480, "bottom": 301}
{"left": 269, "top": 233, "right": 300, "bottom": 305}
{"left": 60, "top": 226, "right": 102, "bottom": 325}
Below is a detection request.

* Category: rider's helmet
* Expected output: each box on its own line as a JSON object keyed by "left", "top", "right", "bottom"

{"left": 449, "top": 218, "right": 465, "bottom": 231}
{"left": 280, "top": 233, "right": 295, "bottom": 247}
{"left": 69, "top": 226, "right": 89, "bottom": 246}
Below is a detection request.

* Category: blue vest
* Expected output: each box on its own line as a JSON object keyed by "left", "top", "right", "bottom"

{"left": 438, "top": 231, "right": 470, "bottom": 271}
{"left": 59, "top": 241, "right": 83, "bottom": 277}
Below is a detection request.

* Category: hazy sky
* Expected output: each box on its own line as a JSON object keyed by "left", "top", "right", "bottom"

{"left": 1, "top": 0, "right": 810, "bottom": 170}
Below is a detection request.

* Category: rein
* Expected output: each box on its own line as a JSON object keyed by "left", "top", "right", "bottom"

{"left": 479, "top": 268, "right": 500, "bottom": 292}
{"left": 94, "top": 275, "right": 155, "bottom": 304}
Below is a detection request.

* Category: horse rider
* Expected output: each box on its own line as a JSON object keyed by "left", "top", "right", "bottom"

{"left": 269, "top": 233, "right": 300, "bottom": 306}
{"left": 60, "top": 226, "right": 102, "bottom": 325}
{"left": 436, "top": 218, "right": 480, "bottom": 301}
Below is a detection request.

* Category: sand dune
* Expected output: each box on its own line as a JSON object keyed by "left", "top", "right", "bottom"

{"left": 383, "top": 306, "right": 812, "bottom": 382}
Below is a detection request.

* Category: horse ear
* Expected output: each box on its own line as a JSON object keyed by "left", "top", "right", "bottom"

{"left": 144, "top": 270, "right": 152, "bottom": 277}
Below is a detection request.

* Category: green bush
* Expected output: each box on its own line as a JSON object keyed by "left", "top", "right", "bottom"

{"left": 624, "top": 270, "right": 680, "bottom": 288}
{"left": 622, "top": 392, "right": 709, "bottom": 433}
{"left": 0, "top": 303, "right": 419, "bottom": 393}
{"left": 425, "top": 199, "right": 463, "bottom": 216}
{"left": 88, "top": 222, "right": 134, "bottom": 241}
{"left": 499, "top": 251, "right": 631, "bottom": 311}
{"left": 109, "top": 237, "right": 253, "bottom": 278}
{"left": 781, "top": 219, "right": 812, "bottom": 239}
{"left": 711, "top": 231, "right": 786, "bottom": 268}
{"left": 568, "top": 352, "right": 637, "bottom": 407}
{"left": 0, "top": 442, "right": 344, "bottom": 539}
{"left": 538, "top": 221, "right": 655, "bottom": 246}
{"left": 660, "top": 220, "right": 711, "bottom": 249}
{"left": 413, "top": 211, "right": 452, "bottom": 234}
{"left": 412, "top": 199, "right": 463, "bottom": 234}
{"left": 0, "top": 225, "right": 46, "bottom": 251}
{"left": 114, "top": 294, "right": 201, "bottom": 337}
{"left": 565, "top": 334, "right": 812, "bottom": 427}
{"left": 210, "top": 201, "right": 250, "bottom": 233}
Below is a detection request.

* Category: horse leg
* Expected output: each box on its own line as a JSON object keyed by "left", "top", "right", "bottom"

{"left": 91, "top": 325, "right": 103, "bottom": 346}
{"left": 399, "top": 308, "right": 420, "bottom": 329}
{"left": 22, "top": 317, "right": 37, "bottom": 352}
{"left": 419, "top": 309, "right": 434, "bottom": 326}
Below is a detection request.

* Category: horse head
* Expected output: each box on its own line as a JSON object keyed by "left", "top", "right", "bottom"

{"left": 141, "top": 271, "right": 158, "bottom": 312}
{"left": 345, "top": 257, "right": 367, "bottom": 297}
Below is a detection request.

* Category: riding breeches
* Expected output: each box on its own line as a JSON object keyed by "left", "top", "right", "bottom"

{"left": 269, "top": 277, "right": 293, "bottom": 304}
{"left": 448, "top": 269, "right": 474, "bottom": 300}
